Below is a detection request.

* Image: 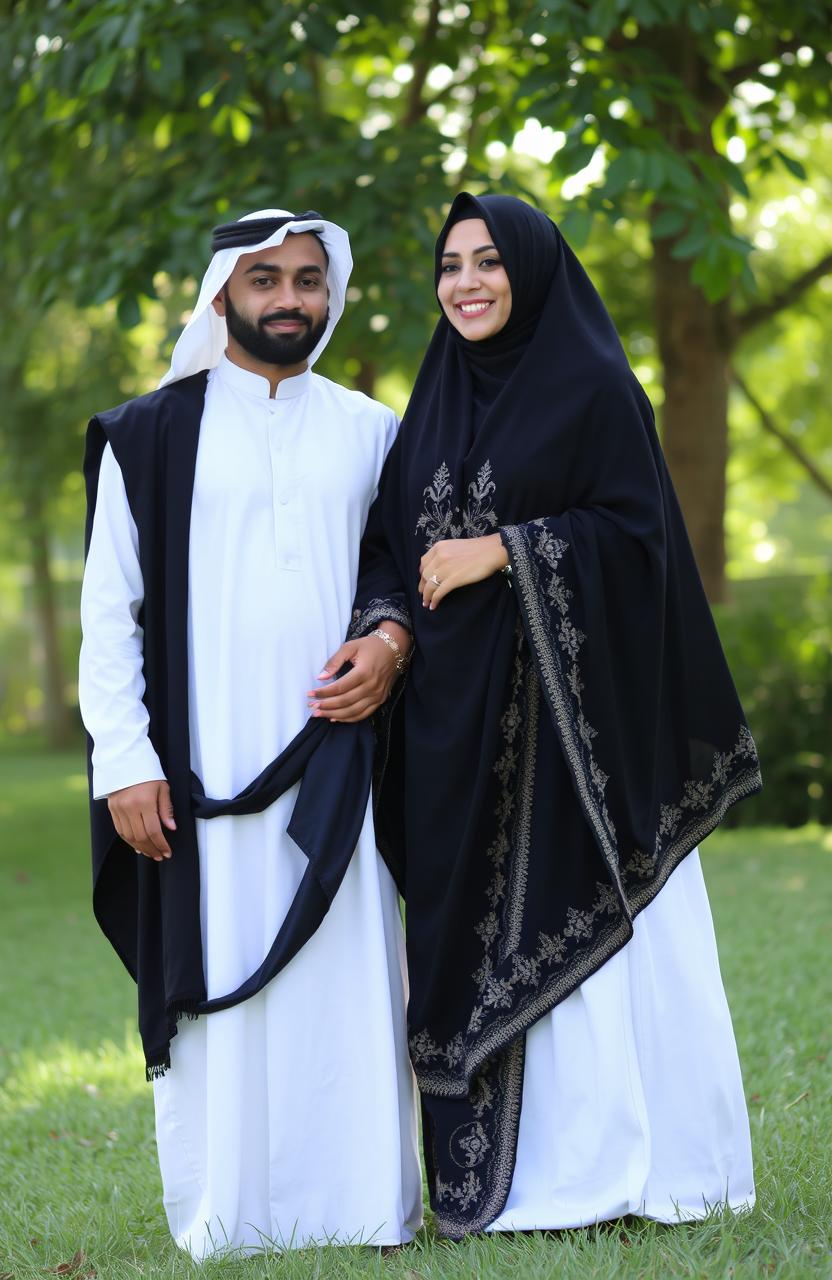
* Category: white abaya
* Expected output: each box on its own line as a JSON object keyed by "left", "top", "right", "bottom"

{"left": 79, "top": 356, "right": 423, "bottom": 1257}
{"left": 488, "top": 850, "right": 755, "bottom": 1231}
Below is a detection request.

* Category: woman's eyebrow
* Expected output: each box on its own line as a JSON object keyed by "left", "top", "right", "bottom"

{"left": 441, "top": 244, "right": 498, "bottom": 258}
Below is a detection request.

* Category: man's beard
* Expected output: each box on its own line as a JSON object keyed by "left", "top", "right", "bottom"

{"left": 223, "top": 290, "right": 328, "bottom": 366}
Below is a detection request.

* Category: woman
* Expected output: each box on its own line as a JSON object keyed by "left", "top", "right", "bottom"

{"left": 312, "top": 193, "right": 761, "bottom": 1238}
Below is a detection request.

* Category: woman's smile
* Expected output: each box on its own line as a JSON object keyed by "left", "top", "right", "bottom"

{"left": 455, "top": 298, "right": 494, "bottom": 318}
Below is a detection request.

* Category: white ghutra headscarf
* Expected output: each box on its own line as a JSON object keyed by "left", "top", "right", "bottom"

{"left": 159, "top": 208, "right": 353, "bottom": 387}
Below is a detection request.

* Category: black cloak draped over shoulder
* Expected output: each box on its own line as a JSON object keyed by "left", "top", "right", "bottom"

{"left": 349, "top": 193, "right": 762, "bottom": 1238}
{"left": 84, "top": 373, "right": 375, "bottom": 1077}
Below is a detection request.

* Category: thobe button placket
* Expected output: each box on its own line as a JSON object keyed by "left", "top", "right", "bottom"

{"left": 267, "top": 400, "right": 302, "bottom": 572}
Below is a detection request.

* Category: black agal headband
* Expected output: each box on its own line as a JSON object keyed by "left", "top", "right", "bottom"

{"left": 211, "top": 212, "right": 323, "bottom": 254}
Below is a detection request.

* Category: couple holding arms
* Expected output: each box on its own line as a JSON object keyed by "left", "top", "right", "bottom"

{"left": 80, "top": 196, "right": 761, "bottom": 1258}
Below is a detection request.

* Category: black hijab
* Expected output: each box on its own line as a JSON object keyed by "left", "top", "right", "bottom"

{"left": 437, "top": 195, "right": 558, "bottom": 409}
{"left": 351, "top": 193, "right": 761, "bottom": 1237}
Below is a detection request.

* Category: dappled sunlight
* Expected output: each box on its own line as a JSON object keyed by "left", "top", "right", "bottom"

{"left": 2, "top": 1034, "right": 147, "bottom": 1115}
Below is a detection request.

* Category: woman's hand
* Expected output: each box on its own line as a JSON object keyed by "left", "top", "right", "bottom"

{"left": 419, "top": 533, "right": 508, "bottom": 610}
{"left": 309, "top": 622, "right": 412, "bottom": 722}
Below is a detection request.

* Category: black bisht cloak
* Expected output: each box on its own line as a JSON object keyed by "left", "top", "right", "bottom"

{"left": 84, "top": 372, "right": 374, "bottom": 1077}
{"left": 350, "top": 194, "right": 762, "bottom": 1237}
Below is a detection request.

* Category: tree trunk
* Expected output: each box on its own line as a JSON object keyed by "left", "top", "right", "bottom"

{"left": 645, "top": 23, "right": 734, "bottom": 604}
{"left": 354, "top": 359, "right": 377, "bottom": 398}
{"left": 651, "top": 234, "right": 732, "bottom": 602}
{"left": 23, "top": 492, "right": 74, "bottom": 748}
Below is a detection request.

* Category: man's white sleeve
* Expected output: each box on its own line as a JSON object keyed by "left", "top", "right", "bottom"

{"left": 382, "top": 407, "right": 400, "bottom": 462}
{"left": 79, "top": 443, "right": 166, "bottom": 800}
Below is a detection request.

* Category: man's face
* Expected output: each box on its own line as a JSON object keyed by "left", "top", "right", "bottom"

{"left": 212, "top": 233, "right": 329, "bottom": 367}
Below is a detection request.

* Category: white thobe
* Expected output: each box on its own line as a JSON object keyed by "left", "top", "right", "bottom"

{"left": 79, "top": 356, "right": 422, "bottom": 1258}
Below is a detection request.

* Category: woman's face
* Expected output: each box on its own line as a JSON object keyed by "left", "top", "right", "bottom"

{"left": 437, "top": 217, "right": 512, "bottom": 340}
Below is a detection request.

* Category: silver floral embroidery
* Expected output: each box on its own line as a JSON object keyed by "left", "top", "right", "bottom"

{"left": 435, "top": 1169, "right": 482, "bottom": 1212}
{"left": 659, "top": 803, "right": 683, "bottom": 836}
{"left": 564, "top": 907, "right": 595, "bottom": 940}
{"left": 682, "top": 778, "right": 713, "bottom": 810}
{"left": 453, "top": 1122, "right": 492, "bottom": 1168}
{"left": 463, "top": 461, "right": 498, "bottom": 537}
{"left": 630, "top": 726, "right": 763, "bottom": 871}
{"left": 416, "top": 461, "right": 458, "bottom": 544}
{"left": 628, "top": 848, "right": 656, "bottom": 879}
{"left": 416, "top": 460, "right": 499, "bottom": 548}
{"left": 510, "top": 953, "right": 540, "bottom": 986}
{"left": 475, "top": 912, "right": 500, "bottom": 946}
{"left": 512, "top": 523, "right": 618, "bottom": 872}
{"left": 411, "top": 867, "right": 619, "bottom": 1068}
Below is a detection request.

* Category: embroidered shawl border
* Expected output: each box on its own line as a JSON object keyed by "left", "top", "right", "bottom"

{"left": 348, "top": 597, "right": 412, "bottom": 641}
{"left": 501, "top": 517, "right": 763, "bottom": 896}
{"left": 430, "top": 1038, "right": 525, "bottom": 1239}
{"left": 409, "top": 633, "right": 628, "bottom": 1099}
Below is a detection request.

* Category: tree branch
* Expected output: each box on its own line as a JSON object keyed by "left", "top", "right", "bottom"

{"left": 733, "top": 372, "right": 832, "bottom": 502}
{"left": 454, "top": 12, "right": 497, "bottom": 190}
{"left": 734, "top": 252, "right": 832, "bottom": 340}
{"left": 404, "top": 0, "right": 442, "bottom": 127}
{"left": 721, "top": 37, "right": 805, "bottom": 90}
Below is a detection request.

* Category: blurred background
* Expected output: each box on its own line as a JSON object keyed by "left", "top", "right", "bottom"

{"left": 1, "top": 0, "right": 830, "bottom": 826}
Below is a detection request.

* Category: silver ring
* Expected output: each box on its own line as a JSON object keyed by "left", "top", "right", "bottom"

{"left": 429, "top": 574, "right": 441, "bottom": 586}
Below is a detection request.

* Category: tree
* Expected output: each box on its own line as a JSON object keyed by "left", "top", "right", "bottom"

{"left": 0, "top": 288, "right": 138, "bottom": 743}
{"left": 3, "top": 0, "right": 831, "bottom": 599}
{"left": 510, "top": 1, "right": 832, "bottom": 598}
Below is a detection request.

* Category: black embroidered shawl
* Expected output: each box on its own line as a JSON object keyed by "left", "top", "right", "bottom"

{"left": 84, "top": 373, "right": 374, "bottom": 1076}
{"left": 350, "top": 193, "right": 762, "bottom": 1237}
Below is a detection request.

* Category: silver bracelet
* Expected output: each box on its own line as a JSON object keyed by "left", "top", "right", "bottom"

{"left": 370, "top": 628, "right": 410, "bottom": 674}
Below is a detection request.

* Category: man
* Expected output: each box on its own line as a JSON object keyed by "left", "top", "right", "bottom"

{"left": 79, "top": 210, "right": 421, "bottom": 1257}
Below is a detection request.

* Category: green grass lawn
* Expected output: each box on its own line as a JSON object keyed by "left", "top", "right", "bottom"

{"left": 1, "top": 749, "right": 830, "bottom": 1279}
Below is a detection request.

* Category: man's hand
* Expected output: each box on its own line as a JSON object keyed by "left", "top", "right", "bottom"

{"left": 108, "top": 780, "right": 176, "bottom": 862}
{"left": 309, "top": 622, "right": 412, "bottom": 723}
{"left": 419, "top": 533, "right": 509, "bottom": 610}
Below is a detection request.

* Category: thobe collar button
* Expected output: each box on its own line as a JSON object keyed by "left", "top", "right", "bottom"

{"left": 214, "top": 354, "right": 312, "bottom": 401}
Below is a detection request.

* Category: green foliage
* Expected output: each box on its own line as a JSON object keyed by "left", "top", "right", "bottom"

{"left": 3, "top": 1, "right": 831, "bottom": 405}
{"left": 3, "top": 0, "right": 831, "bottom": 324}
{"left": 0, "top": 297, "right": 131, "bottom": 552}
{"left": 517, "top": 1, "right": 831, "bottom": 301}
{"left": 715, "top": 574, "right": 832, "bottom": 827}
